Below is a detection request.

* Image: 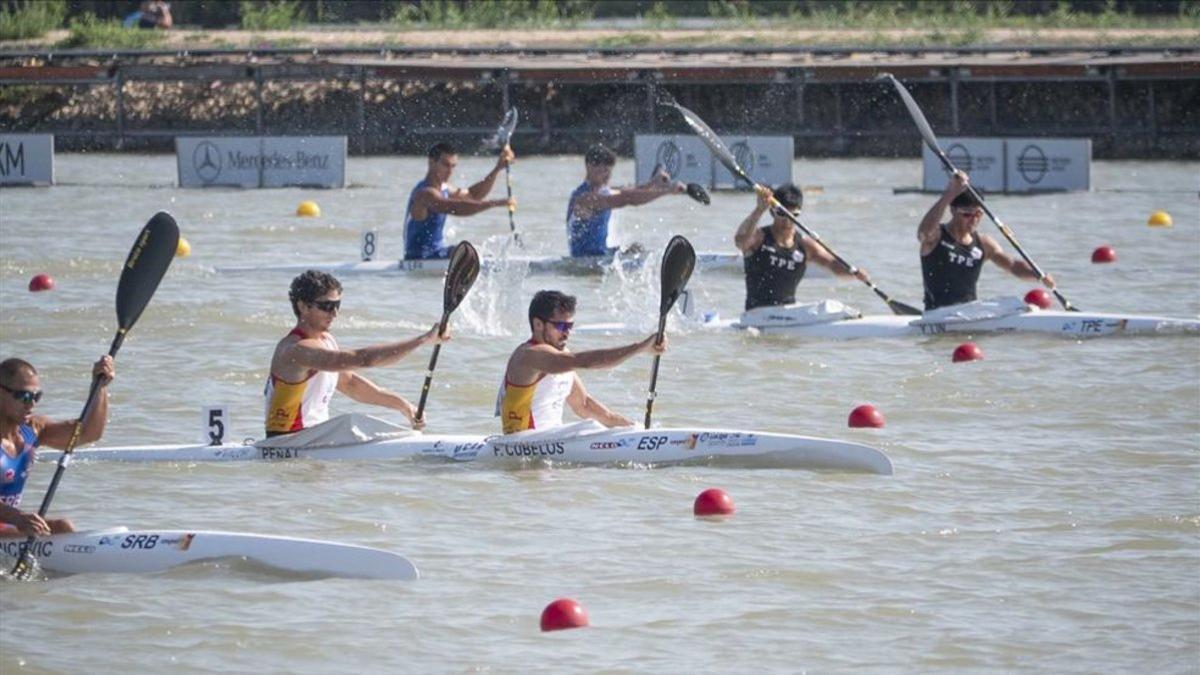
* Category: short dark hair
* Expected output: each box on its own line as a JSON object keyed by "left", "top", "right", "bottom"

{"left": 0, "top": 358, "right": 36, "bottom": 385}
{"left": 584, "top": 144, "right": 616, "bottom": 167}
{"left": 951, "top": 190, "right": 983, "bottom": 209}
{"left": 289, "top": 270, "right": 343, "bottom": 318}
{"left": 428, "top": 142, "right": 457, "bottom": 161}
{"left": 528, "top": 290, "right": 577, "bottom": 330}
{"left": 772, "top": 183, "right": 803, "bottom": 212}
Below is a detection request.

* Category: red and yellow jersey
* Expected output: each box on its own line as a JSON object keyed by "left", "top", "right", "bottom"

{"left": 497, "top": 370, "right": 574, "bottom": 434}
{"left": 264, "top": 330, "right": 339, "bottom": 435}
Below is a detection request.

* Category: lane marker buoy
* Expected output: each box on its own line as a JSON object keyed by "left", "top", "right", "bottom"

{"left": 694, "top": 488, "right": 735, "bottom": 517}
{"left": 541, "top": 598, "right": 589, "bottom": 632}
{"left": 848, "top": 404, "right": 885, "bottom": 428}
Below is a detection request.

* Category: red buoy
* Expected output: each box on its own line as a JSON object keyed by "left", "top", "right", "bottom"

{"left": 1023, "top": 288, "right": 1052, "bottom": 309}
{"left": 693, "top": 488, "right": 735, "bottom": 517}
{"left": 848, "top": 404, "right": 885, "bottom": 428}
{"left": 540, "top": 598, "right": 589, "bottom": 632}
{"left": 952, "top": 342, "right": 984, "bottom": 363}
{"left": 28, "top": 273, "right": 54, "bottom": 292}
{"left": 1091, "top": 245, "right": 1116, "bottom": 263}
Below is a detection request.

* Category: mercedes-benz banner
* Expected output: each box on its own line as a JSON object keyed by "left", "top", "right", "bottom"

{"left": 176, "top": 136, "right": 346, "bottom": 188}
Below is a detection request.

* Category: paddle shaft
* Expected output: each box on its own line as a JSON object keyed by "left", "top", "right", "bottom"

{"left": 414, "top": 312, "right": 450, "bottom": 422}
{"left": 929, "top": 148, "right": 1076, "bottom": 311}
{"left": 503, "top": 145, "right": 519, "bottom": 244}
{"left": 643, "top": 315, "right": 668, "bottom": 429}
{"left": 10, "top": 332, "right": 122, "bottom": 577}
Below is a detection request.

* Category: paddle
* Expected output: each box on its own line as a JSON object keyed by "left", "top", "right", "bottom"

{"left": 656, "top": 91, "right": 921, "bottom": 316}
{"left": 650, "top": 161, "right": 710, "bottom": 205}
{"left": 10, "top": 212, "right": 179, "bottom": 579}
{"left": 644, "top": 235, "right": 696, "bottom": 429}
{"left": 878, "top": 72, "right": 1077, "bottom": 312}
{"left": 491, "top": 107, "right": 520, "bottom": 247}
{"left": 413, "top": 240, "right": 481, "bottom": 424}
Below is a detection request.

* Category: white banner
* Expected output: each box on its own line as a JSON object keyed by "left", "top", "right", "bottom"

{"left": 0, "top": 134, "right": 54, "bottom": 186}
{"left": 634, "top": 135, "right": 712, "bottom": 186}
{"left": 176, "top": 136, "right": 346, "bottom": 188}
{"left": 922, "top": 137, "right": 1005, "bottom": 193}
{"left": 1005, "top": 139, "right": 1091, "bottom": 193}
{"left": 710, "top": 136, "right": 793, "bottom": 190}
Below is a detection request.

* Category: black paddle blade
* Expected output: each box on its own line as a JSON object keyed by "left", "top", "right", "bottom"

{"left": 116, "top": 212, "right": 179, "bottom": 332}
{"left": 685, "top": 183, "right": 711, "bottom": 205}
{"left": 889, "top": 298, "right": 923, "bottom": 316}
{"left": 879, "top": 73, "right": 942, "bottom": 155}
{"left": 659, "top": 235, "right": 696, "bottom": 317}
{"left": 443, "top": 240, "right": 481, "bottom": 314}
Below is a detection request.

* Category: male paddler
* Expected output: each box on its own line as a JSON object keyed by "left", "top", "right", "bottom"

{"left": 266, "top": 270, "right": 447, "bottom": 436}
{"left": 0, "top": 356, "right": 114, "bottom": 536}
{"left": 403, "top": 142, "right": 516, "bottom": 260}
{"left": 735, "top": 183, "right": 870, "bottom": 310}
{"left": 919, "top": 171, "right": 1055, "bottom": 310}
{"left": 498, "top": 290, "right": 665, "bottom": 433}
{"left": 566, "top": 144, "right": 690, "bottom": 257}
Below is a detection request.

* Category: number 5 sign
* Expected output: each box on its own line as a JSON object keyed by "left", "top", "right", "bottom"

{"left": 201, "top": 405, "right": 229, "bottom": 445}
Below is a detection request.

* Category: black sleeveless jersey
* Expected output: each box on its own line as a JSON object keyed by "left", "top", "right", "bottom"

{"left": 921, "top": 225, "right": 987, "bottom": 310}
{"left": 744, "top": 227, "right": 807, "bottom": 311}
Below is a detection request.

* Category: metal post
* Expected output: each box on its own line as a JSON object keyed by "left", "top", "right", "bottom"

{"left": 989, "top": 79, "right": 997, "bottom": 132}
{"left": 646, "top": 80, "right": 656, "bottom": 133}
{"left": 1147, "top": 80, "right": 1157, "bottom": 146}
{"left": 1107, "top": 68, "right": 1118, "bottom": 135}
{"left": 254, "top": 67, "right": 264, "bottom": 135}
{"left": 356, "top": 67, "right": 366, "bottom": 154}
{"left": 114, "top": 68, "right": 125, "bottom": 150}
{"left": 540, "top": 85, "right": 551, "bottom": 145}
{"left": 949, "top": 70, "right": 960, "bottom": 134}
{"left": 794, "top": 75, "right": 806, "bottom": 130}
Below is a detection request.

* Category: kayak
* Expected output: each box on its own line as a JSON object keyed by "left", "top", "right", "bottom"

{"left": 215, "top": 251, "right": 834, "bottom": 279}
{"left": 0, "top": 527, "right": 417, "bottom": 580}
{"left": 577, "top": 298, "right": 1200, "bottom": 339}
{"left": 51, "top": 421, "right": 893, "bottom": 475}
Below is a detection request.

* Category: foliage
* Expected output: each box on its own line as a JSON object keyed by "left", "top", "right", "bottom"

{"left": 239, "top": 0, "right": 305, "bottom": 31}
{"left": 390, "top": 0, "right": 594, "bottom": 29}
{"left": 58, "top": 13, "right": 165, "bottom": 49}
{"left": 0, "top": 0, "right": 66, "bottom": 40}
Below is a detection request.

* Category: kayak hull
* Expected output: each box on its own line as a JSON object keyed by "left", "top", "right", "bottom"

{"left": 54, "top": 426, "right": 893, "bottom": 475}
{"left": 0, "top": 528, "right": 417, "bottom": 580}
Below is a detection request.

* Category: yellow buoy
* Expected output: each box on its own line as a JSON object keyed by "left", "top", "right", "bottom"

{"left": 296, "top": 200, "right": 321, "bottom": 217}
{"left": 1147, "top": 210, "right": 1172, "bottom": 227}
{"left": 176, "top": 236, "right": 191, "bottom": 258}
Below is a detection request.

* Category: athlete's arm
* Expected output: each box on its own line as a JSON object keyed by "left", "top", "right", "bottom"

{"left": 284, "top": 325, "right": 444, "bottom": 373}
{"left": 465, "top": 146, "right": 514, "bottom": 200}
{"left": 414, "top": 186, "right": 512, "bottom": 218}
{"left": 37, "top": 356, "right": 114, "bottom": 448}
{"left": 734, "top": 188, "right": 771, "bottom": 254}
{"left": 566, "top": 374, "right": 633, "bottom": 428}
{"left": 578, "top": 182, "right": 683, "bottom": 213}
{"left": 337, "top": 372, "right": 423, "bottom": 429}
{"left": 919, "top": 171, "right": 968, "bottom": 255}
{"left": 980, "top": 234, "right": 1054, "bottom": 286}
{"left": 803, "top": 238, "right": 870, "bottom": 282}
{"left": 0, "top": 502, "right": 51, "bottom": 536}
{"left": 515, "top": 335, "right": 665, "bottom": 377}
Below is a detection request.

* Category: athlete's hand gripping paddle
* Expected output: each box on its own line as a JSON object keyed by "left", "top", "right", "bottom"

{"left": 644, "top": 235, "right": 696, "bottom": 429}
{"left": 657, "top": 90, "right": 921, "bottom": 317}
{"left": 878, "top": 72, "right": 1076, "bottom": 311}
{"left": 10, "top": 212, "right": 179, "bottom": 580}
{"left": 414, "top": 241, "right": 481, "bottom": 425}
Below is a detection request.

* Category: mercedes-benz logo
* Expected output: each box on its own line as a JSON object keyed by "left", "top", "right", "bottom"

{"left": 1016, "top": 144, "right": 1048, "bottom": 184}
{"left": 945, "top": 143, "right": 973, "bottom": 174}
{"left": 192, "top": 141, "right": 222, "bottom": 184}
{"left": 656, "top": 141, "right": 682, "bottom": 178}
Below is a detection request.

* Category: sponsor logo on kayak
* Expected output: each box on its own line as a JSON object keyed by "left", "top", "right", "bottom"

{"left": 214, "top": 446, "right": 256, "bottom": 460}
{"left": 98, "top": 535, "right": 123, "bottom": 547}
{"left": 590, "top": 441, "right": 622, "bottom": 450}
{"left": 669, "top": 435, "right": 699, "bottom": 449}
{"left": 260, "top": 447, "right": 302, "bottom": 460}
{"left": 636, "top": 436, "right": 668, "bottom": 451}
{"left": 63, "top": 544, "right": 95, "bottom": 554}
{"left": 1, "top": 540, "right": 52, "bottom": 557}
{"left": 697, "top": 432, "right": 757, "bottom": 448}
{"left": 156, "top": 533, "right": 195, "bottom": 551}
{"left": 491, "top": 441, "right": 565, "bottom": 458}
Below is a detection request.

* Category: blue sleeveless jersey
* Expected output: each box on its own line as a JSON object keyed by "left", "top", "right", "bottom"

{"left": 1, "top": 424, "right": 38, "bottom": 508}
{"left": 565, "top": 182, "right": 614, "bottom": 257}
{"left": 403, "top": 179, "right": 452, "bottom": 260}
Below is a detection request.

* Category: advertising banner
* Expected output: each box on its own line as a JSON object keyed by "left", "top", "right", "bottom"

{"left": 0, "top": 134, "right": 54, "bottom": 186}
{"left": 922, "top": 137, "right": 1005, "bottom": 193}
{"left": 176, "top": 136, "right": 346, "bottom": 188}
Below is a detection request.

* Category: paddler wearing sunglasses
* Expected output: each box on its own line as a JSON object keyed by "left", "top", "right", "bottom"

{"left": 0, "top": 356, "right": 114, "bottom": 536}
{"left": 497, "top": 290, "right": 665, "bottom": 434}
{"left": 266, "top": 270, "right": 447, "bottom": 437}
{"left": 919, "top": 171, "right": 1056, "bottom": 310}
{"left": 735, "top": 182, "right": 871, "bottom": 311}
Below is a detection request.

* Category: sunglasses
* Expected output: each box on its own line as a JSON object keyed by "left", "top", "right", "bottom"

{"left": 0, "top": 383, "right": 42, "bottom": 405}
{"left": 310, "top": 299, "right": 341, "bottom": 313}
{"left": 541, "top": 318, "right": 574, "bottom": 332}
{"left": 954, "top": 208, "right": 983, "bottom": 219}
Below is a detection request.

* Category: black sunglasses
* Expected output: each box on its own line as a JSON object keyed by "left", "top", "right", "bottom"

{"left": 310, "top": 299, "right": 341, "bottom": 313}
{"left": 0, "top": 383, "right": 42, "bottom": 405}
{"left": 540, "top": 318, "right": 574, "bottom": 332}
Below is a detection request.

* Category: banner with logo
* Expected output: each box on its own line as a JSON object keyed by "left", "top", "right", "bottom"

{"left": 634, "top": 135, "right": 794, "bottom": 190}
{"left": 0, "top": 134, "right": 54, "bottom": 186}
{"left": 710, "top": 136, "right": 793, "bottom": 190}
{"left": 922, "top": 137, "right": 1090, "bottom": 193}
{"left": 176, "top": 136, "right": 346, "bottom": 188}
{"left": 634, "top": 135, "right": 712, "bottom": 186}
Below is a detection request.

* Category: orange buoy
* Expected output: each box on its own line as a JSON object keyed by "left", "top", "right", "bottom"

{"left": 848, "top": 404, "right": 885, "bottom": 428}
{"left": 952, "top": 342, "right": 984, "bottom": 363}
{"left": 540, "top": 598, "right": 589, "bottom": 632}
{"left": 693, "top": 488, "right": 735, "bottom": 517}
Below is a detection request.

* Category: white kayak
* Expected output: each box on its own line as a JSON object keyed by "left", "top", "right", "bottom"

{"left": 0, "top": 527, "right": 417, "bottom": 580}
{"left": 215, "top": 251, "right": 834, "bottom": 279}
{"left": 578, "top": 298, "right": 1200, "bottom": 339}
{"left": 52, "top": 421, "right": 893, "bottom": 475}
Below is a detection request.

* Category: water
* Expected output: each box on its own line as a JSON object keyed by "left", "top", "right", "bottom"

{"left": 1, "top": 154, "right": 1198, "bottom": 673}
